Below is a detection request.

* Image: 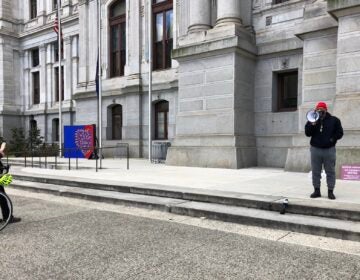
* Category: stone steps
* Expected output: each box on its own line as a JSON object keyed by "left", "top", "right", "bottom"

{"left": 9, "top": 179, "right": 360, "bottom": 242}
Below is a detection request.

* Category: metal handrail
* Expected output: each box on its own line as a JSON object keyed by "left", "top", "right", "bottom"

{"left": 7, "top": 143, "right": 130, "bottom": 172}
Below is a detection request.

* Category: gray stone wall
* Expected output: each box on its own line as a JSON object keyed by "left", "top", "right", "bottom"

{"left": 1, "top": 0, "right": 360, "bottom": 171}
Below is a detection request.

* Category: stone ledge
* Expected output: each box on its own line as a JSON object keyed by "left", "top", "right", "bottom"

{"left": 328, "top": 0, "right": 360, "bottom": 19}
{"left": 295, "top": 15, "right": 338, "bottom": 40}
{"left": 174, "top": 25, "right": 257, "bottom": 60}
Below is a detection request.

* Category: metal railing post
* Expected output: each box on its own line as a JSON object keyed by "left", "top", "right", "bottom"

{"left": 127, "top": 145, "right": 129, "bottom": 170}
{"left": 100, "top": 147, "right": 102, "bottom": 169}
{"left": 96, "top": 155, "right": 98, "bottom": 172}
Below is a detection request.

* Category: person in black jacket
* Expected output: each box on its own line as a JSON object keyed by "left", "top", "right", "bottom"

{"left": 305, "top": 102, "right": 343, "bottom": 200}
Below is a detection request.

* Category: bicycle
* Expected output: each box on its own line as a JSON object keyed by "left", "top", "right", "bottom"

{"left": 0, "top": 165, "right": 13, "bottom": 232}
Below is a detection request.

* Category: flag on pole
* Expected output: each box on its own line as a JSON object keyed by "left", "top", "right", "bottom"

{"left": 53, "top": 10, "right": 64, "bottom": 57}
{"left": 53, "top": 14, "right": 63, "bottom": 39}
{"left": 53, "top": 15, "right": 59, "bottom": 34}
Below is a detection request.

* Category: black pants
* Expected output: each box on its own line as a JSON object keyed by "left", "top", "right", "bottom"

{"left": 0, "top": 185, "right": 10, "bottom": 219}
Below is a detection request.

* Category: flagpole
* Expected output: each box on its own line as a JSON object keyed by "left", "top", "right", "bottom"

{"left": 57, "top": 0, "right": 63, "bottom": 156}
{"left": 98, "top": 0, "right": 103, "bottom": 168}
{"left": 148, "top": 0, "right": 152, "bottom": 162}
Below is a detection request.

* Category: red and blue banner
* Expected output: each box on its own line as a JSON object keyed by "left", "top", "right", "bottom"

{"left": 64, "top": 125, "right": 96, "bottom": 159}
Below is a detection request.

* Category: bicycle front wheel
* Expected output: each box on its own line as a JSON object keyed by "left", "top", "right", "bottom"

{"left": 0, "top": 191, "right": 13, "bottom": 232}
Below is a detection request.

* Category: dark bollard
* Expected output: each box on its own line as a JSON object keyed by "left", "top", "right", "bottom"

{"left": 280, "top": 198, "right": 289, "bottom": 215}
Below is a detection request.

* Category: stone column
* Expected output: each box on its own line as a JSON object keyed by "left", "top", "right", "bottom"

{"left": 23, "top": 50, "right": 31, "bottom": 109}
{"left": 45, "top": 44, "right": 53, "bottom": 104}
{"left": 216, "top": 0, "right": 241, "bottom": 27}
{"left": 78, "top": 0, "right": 89, "bottom": 86}
{"left": 64, "top": 37, "right": 72, "bottom": 101}
{"left": 71, "top": 36, "right": 79, "bottom": 92}
{"left": 39, "top": 44, "right": 47, "bottom": 104}
{"left": 188, "top": 0, "right": 212, "bottom": 33}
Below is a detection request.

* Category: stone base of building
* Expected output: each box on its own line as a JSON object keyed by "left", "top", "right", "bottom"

{"left": 166, "top": 146, "right": 257, "bottom": 169}
{"left": 1, "top": 114, "right": 22, "bottom": 140}
{"left": 285, "top": 147, "right": 360, "bottom": 178}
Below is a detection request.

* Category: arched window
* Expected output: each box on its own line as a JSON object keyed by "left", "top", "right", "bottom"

{"left": 30, "top": 119, "right": 37, "bottom": 131}
{"left": 29, "top": 119, "right": 38, "bottom": 150}
{"left": 112, "top": 105, "right": 123, "bottom": 140}
{"left": 155, "top": 100, "right": 169, "bottom": 140}
{"left": 109, "top": 0, "right": 126, "bottom": 77}
{"left": 153, "top": 0, "right": 173, "bottom": 70}
{"left": 52, "top": 118, "right": 59, "bottom": 142}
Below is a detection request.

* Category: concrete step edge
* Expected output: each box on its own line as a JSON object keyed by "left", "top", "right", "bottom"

{"left": 10, "top": 174, "right": 360, "bottom": 222}
{"left": 9, "top": 181, "right": 360, "bottom": 242}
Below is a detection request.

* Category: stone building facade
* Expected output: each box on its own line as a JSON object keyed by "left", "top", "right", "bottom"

{"left": 0, "top": 0, "right": 359, "bottom": 172}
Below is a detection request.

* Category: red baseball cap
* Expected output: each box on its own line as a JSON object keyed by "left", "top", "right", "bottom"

{"left": 316, "top": 102, "right": 327, "bottom": 110}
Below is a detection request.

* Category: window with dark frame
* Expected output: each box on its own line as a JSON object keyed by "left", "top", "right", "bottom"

{"left": 32, "top": 48, "right": 39, "bottom": 67}
{"left": 30, "top": 119, "right": 37, "bottom": 131}
{"left": 109, "top": 0, "right": 126, "bottom": 78}
{"left": 153, "top": 0, "right": 173, "bottom": 70}
{"left": 32, "top": 72, "right": 40, "bottom": 105}
{"left": 53, "top": 42, "right": 64, "bottom": 62}
{"left": 30, "top": 0, "right": 37, "bottom": 19}
{"left": 52, "top": 118, "right": 59, "bottom": 142}
{"left": 273, "top": 0, "right": 289, "bottom": 4}
{"left": 54, "top": 66, "right": 64, "bottom": 102}
{"left": 112, "top": 105, "right": 123, "bottom": 140}
{"left": 276, "top": 71, "right": 298, "bottom": 112}
{"left": 155, "top": 100, "right": 169, "bottom": 140}
{"left": 53, "top": 0, "right": 61, "bottom": 10}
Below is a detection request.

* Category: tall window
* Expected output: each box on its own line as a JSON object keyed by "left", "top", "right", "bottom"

{"left": 32, "top": 48, "right": 39, "bottom": 67}
{"left": 53, "top": 42, "right": 64, "bottom": 62}
{"left": 54, "top": 66, "right": 64, "bottom": 102}
{"left": 153, "top": 0, "right": 173, "bottom": 70}
{"left": 112, "top": 105, "right": 123, "bottom": 140}
{"left": 53, "top": 0, "right": 61, "bottom": 10}
{"left": 109, "top": 0, "right": 126, "bottom": 77}
{"left": 155, "top": 101, "right": 169, "bottom": 140}
{"left": 30, "top": 0, "right": 37, "bottom": 19}
{"left": 52, "top": 118, "right": 59, "bottom": 142}
{"left": 32, "top": 72, "right": 40, "bottom": 105}
{"left": 30, "top": 119, "right": 37, "bottom": 131}
{"left": 275, "top": 71, "right": 298, "bottom": 112}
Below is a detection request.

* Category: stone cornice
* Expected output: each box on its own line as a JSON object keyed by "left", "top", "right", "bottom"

{"left": 294, "top": 14, "right": 338, "bottom": 40}
{"left": 174, "top": 25, "right": 257, "bottom": 60}
{"left": 252, "top": 0, "right": 307, "bottom": 16}
{"left": 18, "top": 15, "right": 79, "bottom": 39}
{"left": 328, "top": 2, "right": 360, "bottom": 19}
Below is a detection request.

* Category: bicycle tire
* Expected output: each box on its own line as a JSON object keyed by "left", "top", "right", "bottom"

{"left": 0, "top": 191, "right": 13, "bottom": 232}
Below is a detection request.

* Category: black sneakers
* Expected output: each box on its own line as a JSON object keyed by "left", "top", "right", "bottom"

{"left": 310, "top": 189, "right": 336, "bottom": 200}
{"left": 328, "top": 190, "right": 336, "bottom": 200}
{"left": 310, "top": 189, "right": 321, "bottom": 198}
{"left": 9, "top": 216, "right": 21, "bottom": 223}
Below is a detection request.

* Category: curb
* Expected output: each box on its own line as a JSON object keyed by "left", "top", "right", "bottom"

{"left": 10, "top": 180, "right": 360, "bottom": 242}
{"left": 11, "top": 173, "right": 360, "bottom": 222}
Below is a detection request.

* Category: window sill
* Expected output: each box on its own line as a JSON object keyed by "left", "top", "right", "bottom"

{"left": 275, "top": 108, "right": 297, "bottom": 113}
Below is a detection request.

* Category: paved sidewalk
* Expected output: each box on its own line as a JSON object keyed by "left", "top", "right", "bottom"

{"left": 9, "top": 157, "right": 360, "bottom": 205}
